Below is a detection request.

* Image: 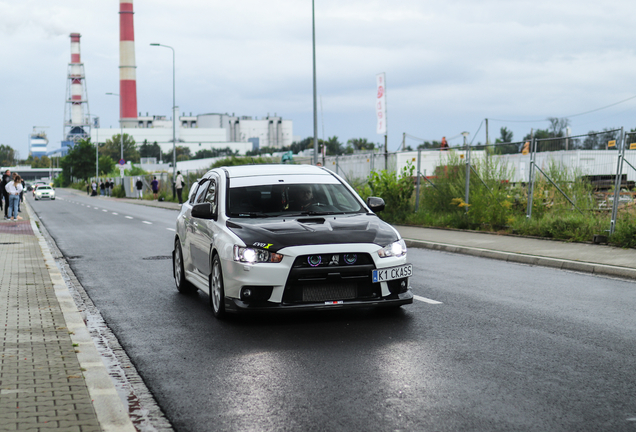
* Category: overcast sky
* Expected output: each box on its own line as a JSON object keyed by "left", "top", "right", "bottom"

{"left": 1, "top": 0, "right": 636, "bottom": 159}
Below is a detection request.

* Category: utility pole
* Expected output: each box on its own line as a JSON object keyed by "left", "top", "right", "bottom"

{"left": 485, "top": 118, "right": 489, "bottom": 145}
{"left": 312, "top": 0, "right": 318, "bottom": 165}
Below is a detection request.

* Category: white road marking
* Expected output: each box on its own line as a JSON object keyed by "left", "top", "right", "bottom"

{"left": 112, "top": 212, "right": 118, "bottom": 215}
{"left": 102, "top": 209, "right": 108, "bottom": 212}
{"left": 414, "top": 295, "right": 443, "bottom": 304}
{"left": 125, "top": 216, "right": 133, "bottom": 219}
{"left": 142, "top": 221, "right": 152, "bottom": 225}
{"left": 166, "top": 228, "right": 175, "bottom": 232}
{"left": 94, "top": 207, "right": 99, "bottom": 209}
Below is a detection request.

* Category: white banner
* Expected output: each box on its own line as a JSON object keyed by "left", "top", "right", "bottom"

{"left": 376, "top": 72, "right": 386, "bottom": 135}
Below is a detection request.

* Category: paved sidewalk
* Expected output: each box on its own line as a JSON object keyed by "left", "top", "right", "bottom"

{"left": 397, "top": 225, "right": 636, "bottom": 280}
{"left": 0, "top": 201, "right": 135, "bottom": 431}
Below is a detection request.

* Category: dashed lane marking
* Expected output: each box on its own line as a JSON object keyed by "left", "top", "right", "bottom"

{"left": 112, "top": 212, "right": 118, "bottom": 215}
{"left": 102, "top": 209, "right": 108, "bottom": 212}
{"left": 125, "top": 216, "right": 133, "bottom": 219}
{"left": 414, "top": 295, "right": 443, "bottom": 304}
{"left": 142, "top": 221, "right": 152, "bottom": 225}
{"left": 166, "top": 228, "right": 175, "bottom": 232}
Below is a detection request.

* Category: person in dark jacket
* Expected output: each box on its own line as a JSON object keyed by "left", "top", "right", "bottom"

{"left": 135, "top": 178, "right": 143, "bottom": 199}
{"left": 1, "top": 169, "right": 11, "bottom": 219}
{"left": 99, "top": 180, "right": 106, "bottom": 196}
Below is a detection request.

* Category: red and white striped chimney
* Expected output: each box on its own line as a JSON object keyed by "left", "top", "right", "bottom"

{"left": 119, "top": 0, "right": 138, "bottom": 124}
{"left": 69, "top": 33, "right": 85, "bottom": 126}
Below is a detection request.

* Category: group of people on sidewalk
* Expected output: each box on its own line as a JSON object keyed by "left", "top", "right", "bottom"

{"left": 87, "top": 179, "right": 115, "bottom": 197}
{"left": 0, "top": 168, "right": 25, "bottom": 221}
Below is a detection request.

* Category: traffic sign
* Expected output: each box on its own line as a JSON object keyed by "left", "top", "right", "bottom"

{"left": 119, "top": 159, "right": 126, "bottom": 165}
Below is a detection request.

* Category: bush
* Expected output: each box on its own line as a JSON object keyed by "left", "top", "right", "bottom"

{"left": 365, "top": 163, "right": 415, "bottom": 223}
{"left": 610, "top": 214, "right": 636, "bottom": 248}
{"left": 111, "top": 184, "right": 126, "bottom": 198}
{"left": 212, "top": 156, "right": 276, "bottom": 168}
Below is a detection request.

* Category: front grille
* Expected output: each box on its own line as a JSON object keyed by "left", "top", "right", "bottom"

{"left": 283, "top": 252, "right": 381, "bottom": 304}
{"left": 302, "top": 282, "right": 357, "bottom": 302}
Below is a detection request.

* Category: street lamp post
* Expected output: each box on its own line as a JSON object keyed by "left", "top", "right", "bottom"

{"left": 150, "top": 43, "right": 176, "bottom": 196}
{"left": 312, "top": 1, "right": 318, "bottom": 165}
{"left": 106, "top": 92, "right": 124, "bottom": 176}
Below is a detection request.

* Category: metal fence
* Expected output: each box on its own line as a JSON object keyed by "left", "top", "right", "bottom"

{"left": 305, "top": 129, "right": 636, "bottom": 235}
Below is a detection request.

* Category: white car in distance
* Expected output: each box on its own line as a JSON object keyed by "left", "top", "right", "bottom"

{"left": 34, "top": 185, "right": 56, "bottom": 201}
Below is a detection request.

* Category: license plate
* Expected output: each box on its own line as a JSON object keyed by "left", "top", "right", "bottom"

{"left": 372, "top": 264, "right": 413, "bottom": 283}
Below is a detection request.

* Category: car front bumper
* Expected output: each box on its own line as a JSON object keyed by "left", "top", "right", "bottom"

{"left": 225, "top": 291, "right": 413, "bottom": 313}
{"left": 220, "top": 243, "right": 412, "bottom": 313}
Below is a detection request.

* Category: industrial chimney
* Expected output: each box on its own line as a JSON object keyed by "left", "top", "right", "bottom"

{"left": 63, "top": 33, "right": 90, "bottom": 144}
{"left": 119, "top": 0, "right": 138, "bottom": 127}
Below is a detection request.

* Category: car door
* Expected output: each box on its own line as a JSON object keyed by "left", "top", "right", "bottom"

{"left": 190, "top": 174, "right": 221, "bottom": 278}
{"left": 184, "top": 178, "right": 210, "bottom": 274}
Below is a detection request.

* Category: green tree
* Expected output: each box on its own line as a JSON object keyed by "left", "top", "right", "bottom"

{"left": 98, "top": 155, "right": 116, "bottom": 176}
{"left": 163, "top": 146, "right": 191, "bottom": 162}
{"left": 139, "top": 140, "right": 162, "bottom": 160}
{"left": 0, "top": 144, "right": 16, "bottom": 166}
{"left": 101, "top": 134, "right": 139, "bottom": 163}
{"left": 27, "top": 155, "right": 52, "bottom": 168}
{"left": 194, "top": 147, "right": 237, "bottom": 159}
{"left": 60, "top": 139, "right": 96, "bottom": 184}
{"left": 417, "top": 141, "right": 441, "bottom": 150}
{"left": 324, "top": 136, "right": 343, "bottom": 155}
{"left": 345, "top": 138, "right": 375, "bottom": 154}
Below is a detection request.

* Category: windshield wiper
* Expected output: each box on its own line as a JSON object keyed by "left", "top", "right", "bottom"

{"left": 230, "top": 212, "right": 273, "bottom": 218}
{"left": 297, "top": 211, "right": 343, "bottom": 216}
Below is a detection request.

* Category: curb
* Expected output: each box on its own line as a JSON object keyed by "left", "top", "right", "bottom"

{"left": 403, "top": 238, "right": 636, "bottom": 281}
{"left": 26, "top": 201, "right": 136, "bottom": 432}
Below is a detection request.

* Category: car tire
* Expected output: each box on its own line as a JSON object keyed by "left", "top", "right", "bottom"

{"left": 173, "top": 240, "right": 195, "bottom": 294}
{"left": 209, "top": 254, "right": 226, "bottom": 319}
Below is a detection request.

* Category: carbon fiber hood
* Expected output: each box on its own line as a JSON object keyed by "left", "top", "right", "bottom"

{"left": 226, "top": 213, "right": 398, "bottom": 253}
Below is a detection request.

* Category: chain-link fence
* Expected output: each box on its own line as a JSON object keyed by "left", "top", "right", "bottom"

{"left": 311, "top": 129, "right": 635, "bottom": 235}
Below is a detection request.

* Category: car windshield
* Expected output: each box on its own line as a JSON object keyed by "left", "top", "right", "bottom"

{"left": 228, "top": 183, "right": 365, "bottom": 218}
{"left": 38, "top": 186, "right": 51, "bottom": 190}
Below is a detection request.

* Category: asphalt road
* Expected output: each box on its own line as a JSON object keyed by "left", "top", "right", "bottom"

{"left": 30, "top": 189, "right": 636, "bottom": 432}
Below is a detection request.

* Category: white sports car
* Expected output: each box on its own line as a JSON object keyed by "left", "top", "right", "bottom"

{"left": 173, "top": 164, "right": 413, "bottom": 318}
{"left": 34, "top": 185, "right": 56, "bottom": 200}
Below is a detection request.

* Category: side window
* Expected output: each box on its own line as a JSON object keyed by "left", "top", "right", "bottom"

{"left": 194, "top": 180, "right": 210, "bottom": 204}
{"left": 204, "top": 179, "right": 217, "bottom": 214}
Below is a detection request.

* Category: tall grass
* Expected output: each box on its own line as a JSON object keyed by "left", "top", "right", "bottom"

{"left": 358, "top": 150, "right": 633, "bottom": 248}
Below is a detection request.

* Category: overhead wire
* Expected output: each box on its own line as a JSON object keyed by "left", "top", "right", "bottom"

{"left": 488, "top": 94, "right": 636, "bottom": 123}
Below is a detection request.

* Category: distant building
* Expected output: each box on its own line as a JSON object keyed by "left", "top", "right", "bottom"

{"left": 29, "top": 130, "right": 48, "bottom": 158}
{"left": 91, "top": 112, "right": 293, "bottom": 156}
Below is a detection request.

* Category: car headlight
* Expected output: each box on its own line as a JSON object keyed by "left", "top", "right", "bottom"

{"left": 377, "top": 239, "right": 407, "bottom": 258}
{"left": 233, "top": 245, "right": 283, "bottom": 263}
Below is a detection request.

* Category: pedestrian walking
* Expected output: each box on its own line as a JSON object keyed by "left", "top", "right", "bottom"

{"left": 135, "top": 177, "right": 143, "bottom": 199}
{"left": 86, "top": 182, "right": 90, "bottom": 195}
{"left": 151, "top": 176, "right": 159, "bottom": 200}
{"left": 175, "top": 171, "right": 184, "bottom": 204}
{"left": 18, "top": 178, "right": 25, "bottom": 212}
{"left": 1, "top": 169, "right": 11, "bottom": 219}
{"left": 100, "top": 179, "right": 106, "bottom": 196}
{"left": 91, "top": 180, "right": 97, "bottom": 196}
{"left": 107, "top": 178, "right": 113, "bottom": 197}
{"left": 5, "top": 174, "right": 23, "bottom": 221}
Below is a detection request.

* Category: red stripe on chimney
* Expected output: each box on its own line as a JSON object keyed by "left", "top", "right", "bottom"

{"left": 71, "top": 53, "right": 80, "bottom": 63}
{"left": 120, "top": 14, "right": 135, "bottom": 41}
{"left": 120, "top": 3, "right": 133, "bottom": 12}
{"left": 72, "top": 95, "right": 82, "bottom": 101}
{"left": 120, "top": 80, "right": 138, "bottom": 118}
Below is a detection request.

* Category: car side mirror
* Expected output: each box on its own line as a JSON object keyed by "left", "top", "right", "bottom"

{"left": 192, "top": 202, "right": 217, "bottom": 220}
{"left": 366, "top": 197, "right": 385, "bottom": 213}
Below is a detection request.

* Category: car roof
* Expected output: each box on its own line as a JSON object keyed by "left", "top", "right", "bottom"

{"left": 220, "top": 164, "right": 331, "bottom": 179}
